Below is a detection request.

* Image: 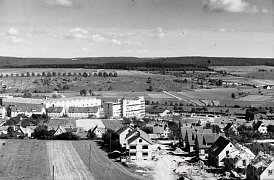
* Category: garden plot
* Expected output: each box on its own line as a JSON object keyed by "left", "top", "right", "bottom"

{"left": 47, "top": 141, "right": 94, "bottom": 180}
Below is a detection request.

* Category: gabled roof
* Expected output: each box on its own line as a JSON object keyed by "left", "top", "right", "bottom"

{"left": 55, "top": 126, "right": 66, "bottom": 134}
{"left": 47, "top": 107, "right": 64, "bottom": 113}
{"left": 223, "top": 123, "right": 236, "bottom": 132}
{"left": 126, "top": 128, "right": 153, "bottom": 145}
{"left": 209, "top": 136, "right": 232, "bottom": 156}
{"left": 253, "top": 121, "right": 264, "bottom": 131}
{"left": 102, "top": 120, "right": 123, "bottom": 131}
{"left": 249, "top": 152, "right": 274, "bottom": 175}
{"left": 116, "top": 126, "right": 132, "bottom": 135}
{"left": 68, "top": 107, "right": 98, "bottom": 113}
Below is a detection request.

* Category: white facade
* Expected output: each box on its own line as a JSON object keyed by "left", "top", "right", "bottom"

{"left": 128, "top": 137, "right": 152, "bottom": 161}
{"left": 45, "top": 97, "right": 101, "bottom": 109}
{"left": 118, "top": 127, "right": 133, "bottom": 147}
{"left": 0, "top": 106, "right": 6, "bottom": 119}
{"left": 215, "top": 142, "right": 235, "bottom": 167}
{"left": 104, "top": 97, "right": 145, "bottom": 118}
{"left": 258, "top": 123, "right": 267, "bottom": 134}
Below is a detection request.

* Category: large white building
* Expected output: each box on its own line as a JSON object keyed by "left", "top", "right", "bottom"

{"left": 103, "top": 97, "right": 145, "bottom": 118}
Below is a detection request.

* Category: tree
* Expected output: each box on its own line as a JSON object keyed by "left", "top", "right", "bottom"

{"left": 21, "top": 73, "right": 25, "bottom": 77}
{"left": 103, "top": 72, "right": 108, "bottom": 77}
{"left": 267, "top": 125, "right": 274, "bottom": 133}
{"left": 89, "top": 89, "right": 93, "bottom": 96}
{"left": 58, "top": 72, "right": 62, "bottom": 76}
{"left": 83, "top": 72, "right": 88, "bottom": 78}
{"left": 32, "top": 125, "right": 55, "bottom": 140}
{"left": 42, "top": 72, "right": 46, "bottom": 77}
{"left": 102, "top": 129, "right": 120, "bottom": 152}
{"left": 94, "top": 72, "right": 98, "bottom": 76}
{"left": 231, "top": 93, "right": 236, "bottom": 99}
{"left": 87, "top": 129, "right": 97, "bottom": 140}
{"left": 26, "top": 72, "right": 30, "bottom": 77}
{"left": 52, "top": 72, "right": 57, "bottom": 76}
{"left": 141, "top": 127, "right": 153, "bottom": 134}
{"left": 23, "top": 92, "right": 32, "bottom": 98}
{"left": 46, "top": 72, "right": 52, "bottom": 77}
{"left": 113, "top": 72, "right": 118, "bottom": 77}
{"left": 31, "top": 72, "right": 35, "bottom": 77}
{"left": 148, "top": 85, "right": 154, "bottom": 92}
{"left": 109, "top": 72, "right": 113, "bottom": 77}
{"left": 168, "top": 121, "right": 179, "bottom": 139}
{"left": 98, "top": 72, "right": 102, "bottom": 77}
{"left": 80, "top": 89, "right": 87, "bottom": 96}
{"left": 55, "top": 132, "right": 79, "bottom": 140}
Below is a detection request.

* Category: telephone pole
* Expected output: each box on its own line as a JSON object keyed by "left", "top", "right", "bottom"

{"left": 88, "top": 143, "right": 91, "bottom": 171}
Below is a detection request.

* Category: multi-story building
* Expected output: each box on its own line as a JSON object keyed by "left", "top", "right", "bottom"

{"left": 104, "top": 97, "right": 145, "bottom": 118}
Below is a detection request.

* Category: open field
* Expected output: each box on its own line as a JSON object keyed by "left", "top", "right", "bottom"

{"left": 0, "top": 140, "right": 51, "bottom": 180}
{"left": 47, "top": 141, "right": 94, "bottom": 180}
{"left": 72, "top": 141, "right": 142, "bottom": 180}
{"left": 211, "top": 66, "right": 274, "bottom": 75}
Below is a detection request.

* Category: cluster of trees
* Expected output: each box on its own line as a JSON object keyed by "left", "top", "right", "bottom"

{"left": 0, "top": 71, "right": 118, "bottom": 78}
{"left": 208, "top": 79, "right": 223, "bottom": 86}
{"left": 101, "top": 129, "right": 121, "bottom": 152}
{"left": 4, "top": 114, "right": 49, "bottom": 127}
{"left": 32, "top": 125, "right": 79, "bottom": 140}
{"left": 80, "top": 89, "right": 94, "bottom": 96}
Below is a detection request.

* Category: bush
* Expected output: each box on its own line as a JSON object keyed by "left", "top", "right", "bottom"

{"left": 54, "top": 132, "right": 79, "bottom": 140}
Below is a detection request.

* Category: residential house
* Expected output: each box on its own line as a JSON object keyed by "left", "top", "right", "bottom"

{"left": 223, "top": 123, "right": 238, "bottom": 136}
{"left": 54, "top": 126, "right": 66, "bottom": 136}
{"left": 247, "top": 152, "right": 274, "bottom": 180}
{"left": 208, "top": 136, "right": 236, "bottom": 167}
{"left": 18, "top": 126, "right": 35, "bottom": 138}
{"left": 223, "top": 143, "right": 255, "bottom": 172}
{"left": 67, "top": 106, "right": 100, "bottom": 118}
{"left": 125, "top": 128, "right": 153, "bottom": 161}
{"left": 10, "top": 105, "right": 46, "bottom": 117}
{"left": 91, "top": 125, "right": 106, "bottom": 139}
{"left": 46, "top": 107, "right": 65, "bottom": 118}
{"left": 194, "top": 133, "right": 223, "bottom": 160}
{"left": 116, "top": 126, "right": 133, "bottom": 147}
{"left": 152, "top": 124, "right": 170, "bottom": 139}
{"left": 253, "top": 120, "right": 268, "bottom": 134}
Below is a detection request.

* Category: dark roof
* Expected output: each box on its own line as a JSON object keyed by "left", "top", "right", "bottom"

{"left": 47, "top": 107, "right": 63, "bottom": 113}
{"left": 126, "top": 128, "right": 152, "bottom": 144}
{"left": 127, "top": 130, "right": 153, "bottom": 145}
{"left": 209, "top": 136, "right": 231, "bottom": 156}
{"left": 102, "top": 120, "right": 123, "bottom": 131}
{"left": 146, "top": 107, "right": 169, "bottom": 114}
{"left": 253, "top": 121, "right": 263, "bottom": 131}
{"left": 116, "top": 126, "right": 132, "bottom": 135}
{"left": 223, "top": 123, "right": 233, "bottom": 132}
{"left": 68, "top": 107, "right": 98, "bottom": 113}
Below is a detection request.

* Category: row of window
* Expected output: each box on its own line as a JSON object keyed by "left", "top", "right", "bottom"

{"left": 130, "top": 152, "right": 148, "bottom": 157}
{"left": 130, "top": 145, "right": 148, "bottom": 149}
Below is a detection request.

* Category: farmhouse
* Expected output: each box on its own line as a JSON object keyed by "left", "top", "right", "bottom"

{"left": 247, "top": 152, "right": 274, "bottom": 180}
{"left": 208, "top": 136, "right": 236, "bottom": 167}
{"left": 104, "top": 96, "right": 145, "bottom": 118}
{"left": 67, "top": 106, "right": 100, "bottom": 118}
{"left": 46, "top": 107, "right": 65, "bottom": 118}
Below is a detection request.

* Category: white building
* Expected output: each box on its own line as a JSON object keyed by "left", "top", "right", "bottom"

{"left": 45, "top": 97, "right": 101, "bottom": 109}
{"left": 104, "top": 97, "right": 145, "bottom": 118}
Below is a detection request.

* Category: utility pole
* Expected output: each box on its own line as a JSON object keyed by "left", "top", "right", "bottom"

{"left": 52, "top": 165, "right": 54, "bottom": 180}
{"left": 88, "top": 143, "right": 91, "bottom": 171}
{"left": 110, "top": 133, "right": 112, "bottom": 152}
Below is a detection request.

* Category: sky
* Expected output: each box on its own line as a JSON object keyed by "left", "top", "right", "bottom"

{"left": 0, "top": 0, "right": 273, "bottom": 58}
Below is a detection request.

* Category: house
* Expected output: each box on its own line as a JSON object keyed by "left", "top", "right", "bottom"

{"left": 263, "top": 85, "right": 272, "bottom": 90}
{"left": 253, "top": 120, "right": 268, "bottom": 134}
{"left": 91, "top": 125, "right": 106, "bottom": 139}
{"left": 247, "top": 152, "right": 274, "bottom": 180}
{"left": 152, "top": 124, "right": 170, "bottom": 139}
{"left": 10, "top": 105, "right": 46, "bottom": 117}
{"left": 145, "top": 107, "right": 171, "bottom": 117}
{"left": 223, "top": 143, "right": 255, "bottom": 172}
{"left": 208, "top": 136, "right": 236, "bottom": 167}
{"left": 18, "top": 126, "right": 35, "bottom": 137}
{"left": 46, "top": 107, "right": 65, "bottom": 118}
{"left": 54, "top": 126, "right": 66, "bottom": 136}
{"left": 125, "top": 128, "right": 153, "bottom": 161}
{"left": 194, "top": 133, "right": 223, "bottom": 160}
{"left": 67, "top": 107, "right": 100, "bottom": 118}
{"left": 116, "top": 126, "right": 133, "bottom": 147}
{"left": 0, "top": 126, "right": 9, "bottom": 135}
{"left": 223, "top": 123, "right": 238, "bottom": 136}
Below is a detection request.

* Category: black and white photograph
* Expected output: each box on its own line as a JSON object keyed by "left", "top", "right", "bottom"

{"left": 0, "top": 0, "right": 274, "bottom": 179}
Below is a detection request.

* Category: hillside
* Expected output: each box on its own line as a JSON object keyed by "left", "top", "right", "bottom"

{"left": 0, "top": 56, "right": 273, "bottom": 69}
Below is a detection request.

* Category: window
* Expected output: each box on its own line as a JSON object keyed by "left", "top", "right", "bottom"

{"left": 142, "top": 152, "right": 148, "bottom": 157}
{"left": 269, "top": 170, "right": 273, "bottom": 176}
{"left": 130, "top": 145, "right": 136, "bottom": 149}
{"left": 130, "top": 152, "right": 136, "bottom": 156}
{"left": 142, "top": 145, "right": 148, "bottom": 149}
{"left": 226, "top": 151, "right": 229, "bottom": 156}
{"left": 243, "top": 160, "right": 246, "bottom": 166}
{"left": 139, "top": 139, "right": 142, "bottom": 143}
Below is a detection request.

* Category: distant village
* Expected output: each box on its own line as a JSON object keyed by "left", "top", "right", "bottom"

{"left": 0, "top": 95, "right": 274, "bottom": 179}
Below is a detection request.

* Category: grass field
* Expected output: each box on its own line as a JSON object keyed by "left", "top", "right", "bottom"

{"left": 0, "top": 140, "right": 51, "bottom": 180}
{"left": 47, "top": 141, "right": 94, "bottom": 180}
{"left": 211, "top": 66, "right": 274, "bottom": 75}
{"left": 0, "top": 140, "right": 144, "bottom": 180}
{"left": 72, "top": 141, "right": 142, "bottom": 180}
